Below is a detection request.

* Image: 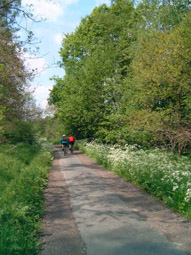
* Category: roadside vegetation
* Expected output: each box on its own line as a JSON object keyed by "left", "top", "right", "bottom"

{"left": 78, "top": 141, "right": 191, "bottom": 219}
{"left": 0, "top": 1, "right": 54, "bottom": 254}
{"left": 0, "top": 142, "right": 52, "bottom": 255}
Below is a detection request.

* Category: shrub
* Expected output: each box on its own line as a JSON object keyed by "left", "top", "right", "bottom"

{"left": 4, "top": 121, "right": 36, "bottom": 145}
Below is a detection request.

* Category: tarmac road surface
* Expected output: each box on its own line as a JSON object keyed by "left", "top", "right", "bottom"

{"left": 40, "top": 147, "right": 191, "bottom": 255}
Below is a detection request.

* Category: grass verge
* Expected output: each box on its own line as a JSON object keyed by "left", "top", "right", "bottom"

{"left": 0, "top": 143, "right": 53, "bottom": 255}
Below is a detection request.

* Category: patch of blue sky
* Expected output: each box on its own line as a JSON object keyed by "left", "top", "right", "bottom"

{"left": 20, "top": 0, "right": 110, "bottom": 109}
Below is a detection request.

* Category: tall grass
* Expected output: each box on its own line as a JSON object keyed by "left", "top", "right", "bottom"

{"left": 78, "top": 141, "right": 191, "bottom": 218}
{"left": 0, "top": 143, "right": 53, "bottom": 255}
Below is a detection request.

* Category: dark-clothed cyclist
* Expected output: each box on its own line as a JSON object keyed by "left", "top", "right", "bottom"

{"left": 68, "top": 135, "right": 75, "bottom": 153}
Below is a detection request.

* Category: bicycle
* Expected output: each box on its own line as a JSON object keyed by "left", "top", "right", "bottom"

{"left": 69, "top": 143, "right": 74, "bottom": 154}
{"left": 62, "top": 143, "right": 67, "bottom": 155}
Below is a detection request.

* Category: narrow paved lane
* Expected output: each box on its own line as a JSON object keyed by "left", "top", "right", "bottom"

{"left": 40, "top": 147, "right": 191, "bottom": 255}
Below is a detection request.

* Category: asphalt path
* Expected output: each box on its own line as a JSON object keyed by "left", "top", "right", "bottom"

{"left": 40, "top": 147, "right": 191, "bottom": 255}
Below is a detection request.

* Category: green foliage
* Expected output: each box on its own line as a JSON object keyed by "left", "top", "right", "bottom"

{"left": 49, "top": 0, "right": 191, "bottom": 153}
{"left": 50, "top": 0, "right": 135, "bottom": 139}
{"left": 130, "top": 12, "right": 191, "bottom": 151}
{"left": 0, "top": 143, "right": 52, "bottom": 255}
{"left": 0, "top": 0, "right": 41, "bottom": 143}
{"left": 4, "top": 120, "right": 36, "bottom": 144}
{"left": 43, "top": 116, "right": 66, "bottom": 144}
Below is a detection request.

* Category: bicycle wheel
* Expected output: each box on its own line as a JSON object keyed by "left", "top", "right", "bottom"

{"left": 63, "top": 144, "right": 67, "bottom": 155}
{"left": 69, "top": 143, "right": 73, "bottom": 154}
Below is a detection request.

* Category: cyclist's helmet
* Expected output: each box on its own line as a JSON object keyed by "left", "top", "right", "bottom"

{"left": 63, "top": 134, "right": 65, "bottom": 136}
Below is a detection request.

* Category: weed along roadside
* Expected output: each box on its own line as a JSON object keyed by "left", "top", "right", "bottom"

{"left": 0, "top": 142, "right": 53, "bottom": 255}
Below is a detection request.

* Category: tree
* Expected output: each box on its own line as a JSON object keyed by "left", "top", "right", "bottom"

{"left": 131, "top": 12, "right": 191, "bottom": 151}
{"left": 0, "top": 0, "right": 41, "bottom": 143}
{"left": 50, "top": 1, "right": 135, "bottom": 138}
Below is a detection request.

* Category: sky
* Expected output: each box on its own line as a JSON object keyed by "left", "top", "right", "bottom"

{"left": 20, "top": 0, "right": 110, "bottom": 109}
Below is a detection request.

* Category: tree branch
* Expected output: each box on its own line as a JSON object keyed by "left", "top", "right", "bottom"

{"left": 0, "top": 0, "right": 17, "bottom": 10}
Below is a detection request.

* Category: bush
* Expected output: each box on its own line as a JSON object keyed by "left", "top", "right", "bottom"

{"left": 4, "top": 121, "right": 36, "bottom": 145}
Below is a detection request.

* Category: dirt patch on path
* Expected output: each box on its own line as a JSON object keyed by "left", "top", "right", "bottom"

{"left": 39, "top": 148, "right": 86, "bottom": 255}
{"left": 77, "top": 153, "right": 191, "bottom": 253}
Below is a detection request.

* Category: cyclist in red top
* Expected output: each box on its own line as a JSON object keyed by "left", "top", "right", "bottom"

{"left": 68, "top": 136, "right": 75, "bottom": 154}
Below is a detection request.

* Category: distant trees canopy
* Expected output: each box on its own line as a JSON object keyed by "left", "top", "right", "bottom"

{"left": 49, "top": 0, "right": 191, "bottom": 153}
